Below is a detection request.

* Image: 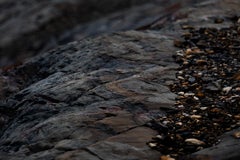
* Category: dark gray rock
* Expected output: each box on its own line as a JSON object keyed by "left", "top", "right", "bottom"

{"left": 0, "top": 0, "right": 180, "bottom": 66}
{"left": 0, "top": 0, "right": 240, "bottom": 160}
{"left": 187, "top": 128, "right": 240, "bottom": 160}
{"left": 0, "top": 30, "right": 177, "bottom": 159}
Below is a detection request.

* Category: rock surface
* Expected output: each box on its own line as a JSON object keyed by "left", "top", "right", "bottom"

{"left": 0, "top": 30, "right": 178, "bottom": 160}
{"left": 0, "top": 0, "right": 240, "bottom": 160}
{"left": 0, "top": 0, "right": 180, "bottom": 66}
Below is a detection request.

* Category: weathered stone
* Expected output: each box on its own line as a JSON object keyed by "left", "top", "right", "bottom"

{"left": 0, "top": 0, "right": 240, "bottom": 160}
{"left": 106, "top": 127, "right": 157, "bottom": 148}
{"left": 54, "top": 139, "right": 92, "bottom": 151}
{"left": 0, "top": 29, "right": 177, "bottom": 159}
{"left": 88, "top": 141, "right": 160, "bottom": 160}
{"left": 189, "top": 128, "right": 240, "bottom": 160}
{"left": 95, "top": 111, "right": 138, "bottom": 133}
{"left": 56, "top": 150, "right": 101, "bottom": 160}
{"left": 0, "top": 0, "right": 179, "bottom": 66}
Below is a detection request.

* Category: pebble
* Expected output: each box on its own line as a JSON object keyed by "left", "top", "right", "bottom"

{"left": 200, "top": 107, "right": 208, "bottom": 110}
{"left": 233, "top": 131, "right": 240, "bottom": 139}
{"left": 176, "top": 122, "right": 183, "bottom": 126}
{"left": 196, "top": 59, "right": 207, "bottom": 65}
{"left": 176, "top": 50, "right": 184, "bottom": 56}
{"left": 178, "top": 71, "right": 184, "bottom": 75}
{"left": 234, "top": 115, "right": 240, "bottom": 120}
{"left": 222, "top": 86, "right": 232, "bottom": 94}
{"left": 177, "top": 76, "right": 184, "bottom": 80}
{"left": 177, "top": 105, "right": 185, "bottom": 109}
{"left": 148, "top": 142, "right": 157, "bottom": 147}
{"left": 182, "top": 113, "right": 189, "bottom": 117}
{"left": 197, "top": 72, "right": 203, "bottom": 76}
{"left": 156, "top": 135, "right": 164, "bottom": 140}
{"left": 190, "top": 115, "right": 202, "bottom": 119}
{"left": 193, "top": 96, "right": 199, "bottom": 101}
{"left": 178, "top": 91, "right": 185, "bottom": 95}
{"left": 185, "top": 138, "right": 205, "bottom": 145}
{"left": 192, "top": 110, "right": 197, "bottom": 113}
{"left": 160, "top": 155, "right": 176, "bottom": 160}
{"left": 184, "top": 92, "right": 195, "bottom": 96}
{"left": 188, "top": 77, "right": 196, "bottom": 83}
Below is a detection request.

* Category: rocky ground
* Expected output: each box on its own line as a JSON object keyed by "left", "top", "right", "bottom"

{"left": 0, "top": 0, "right": 240, "bottom": 160}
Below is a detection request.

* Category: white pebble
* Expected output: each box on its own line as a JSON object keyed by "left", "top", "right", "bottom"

{"left": 185, "top": 138, "right": 205, "bottom": 145}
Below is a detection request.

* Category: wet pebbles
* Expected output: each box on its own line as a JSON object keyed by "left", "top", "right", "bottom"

{"left": 148, "top": 17, "right": 240, "bottom": 159}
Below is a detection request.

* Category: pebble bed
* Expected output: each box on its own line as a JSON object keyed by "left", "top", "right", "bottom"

{"left": 148, "top": 16, "right": 240, "bottom": 159}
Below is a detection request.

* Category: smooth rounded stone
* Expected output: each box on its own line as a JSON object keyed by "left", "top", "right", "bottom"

{"left": 190, "top": 115, "right": 202, "bottom": 119}
{"left": 188, "top": 77, "right": 196, "bottom": 83}
{"left": 185, "top": 138, "right": 205, "bottom": 145}
{"left": 233, "top": 131, "right": 240, "bottom": 139}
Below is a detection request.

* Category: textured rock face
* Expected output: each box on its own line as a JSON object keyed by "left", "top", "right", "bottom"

{"left": 0, "top": 0, "right": 240, "bottom": 160}
{"left": 0, "top": 0, "right": 179, "bottom": 66}
{"left": 0, "top": 31, "right": 178, "bottom": 160}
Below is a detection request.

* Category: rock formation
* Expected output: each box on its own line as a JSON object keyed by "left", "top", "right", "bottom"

{"left": 0, "top": 0, "right": 178, "bottom": 66}
{"left": 0, "top": 0, "right": 240, "bottom": 160}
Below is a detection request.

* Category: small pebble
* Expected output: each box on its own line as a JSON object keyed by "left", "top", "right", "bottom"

{"left": 200, "top": 107, "right": 208, "bottom": 110}
{"left": 188, "top": 77, "right": 196, "bottom": 83}
{"left": 234, "top": 115, "right": 240, "bottom": 120}
{"left": 192, "top": 110, "right": 197, "bottom": 113}
{"left": 177, "top": 76, "right": 184, "bottom": 80}
{"left": 178, "top": 71, "right": 183, "bottom": 74}
{"left": 190, "top": 115, "right": 202, "bottom": 119}
{"left": 148, "top": 142, "right": 157, "bottom": 147}
{"left": 233, "top": 131, "right": 240, "bottom": 139}
{"left": 182, "top": 113, "right": 189, "bottom": 117}
{"left": 222, "top": 86, "right": 232, "bottom": 94}
{"left": 184, "top": 92, "right": 195, "bottom": 96}
{"left": 197, "top": 72, "right": 203, "bottom": 76}
{"left": 177, "top": 105, "right": 185, "bottom": 109}
{"left": 160, "top": 155, "right": 175, "bottom": 160}
{"left": 193, "top": 96, "right": 199, "bottom": 100}
{"left": 176, "top": 51, "right": 184, "bottom": 56}
{"left": 185, "top": 138, "right": 205, "bottom": 145}
{"left": 156, "top": 135, "right": 164, "bottom": 140}
{"left": 178, "top": 92, "right": 185, "bottom": 95}
{"left": 176, "top": 122, "right": 183, "bottom": 126}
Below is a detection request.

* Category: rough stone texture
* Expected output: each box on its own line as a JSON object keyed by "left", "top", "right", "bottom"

{"left": 0, "top": 30, "right": 177, "bottom": 160}
{"left": 190, "top": 128, "right": 240, "bottom": 160}
{"left": 0, "top": 0, "right": 180, "bottom": 66}
{"left": 0, "top": 0, "right": 240, "bottom": 160}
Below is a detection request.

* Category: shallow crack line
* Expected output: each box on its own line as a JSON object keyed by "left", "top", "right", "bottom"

{"left": 36, "top": 94, "right": 62, "bottom": 103}
{"left": 83, "top": 148, "right": 104, "bottom": 160}
{"left": 100, "top": 52, "right": 159, "bottom": 65}
{"left": 116, "top": 125, "right": 145, "bottom": 135}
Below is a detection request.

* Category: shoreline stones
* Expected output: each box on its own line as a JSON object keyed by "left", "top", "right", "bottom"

{"left": 148, "top": 16, "right": 240, "bottom": 158}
